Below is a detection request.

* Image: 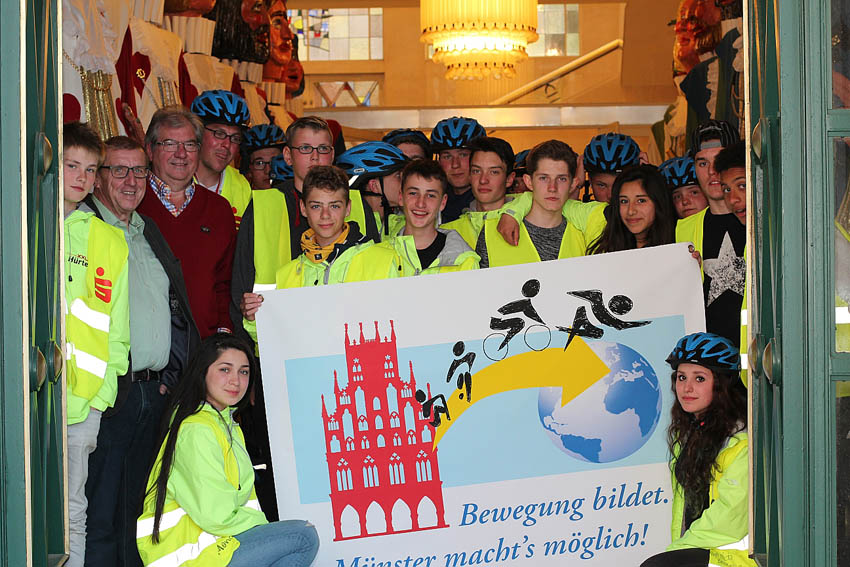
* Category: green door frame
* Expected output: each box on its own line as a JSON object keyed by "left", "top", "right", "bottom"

{"left": 1, "top": 0, "right": 64, "bottom": 565}
{"left": 0, "top": 0, "right": 32, "bottom": 564}
{"left": 749, "top": 0, "right": 846, "bottom": 565}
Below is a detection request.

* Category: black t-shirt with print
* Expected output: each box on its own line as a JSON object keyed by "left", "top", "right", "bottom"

{"left": 700, "top": 210, "right": 746, "bottom": 346}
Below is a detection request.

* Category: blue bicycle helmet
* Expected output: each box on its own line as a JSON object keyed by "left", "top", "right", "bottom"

{"left": 659, "top": 156, "right": 698, "bottom": 190}
{"left": 336, "top": 141, "right": 409, "bottom": 186}
{"left": 666, "top": 332, "right": 741, "bottom": 371}
{"left": 513, "top": 149, "right": 530, "bottom": 174}
{"left": 190, "top": 90, "right": 250, "bottom": 127}
{"left": 383, "top": 128, "right": 431, "bottom": 148}
{"left": 270, "top": 154, "right": 293, "bottom": 181}
{"left": 430, "top": 116, "right": 486, "bottom": 151}
{"left": 242, "top": 124, "right": 286, "bottom": 151}
{"left": 583, "top": 133, "right": 641, "bottom": 174}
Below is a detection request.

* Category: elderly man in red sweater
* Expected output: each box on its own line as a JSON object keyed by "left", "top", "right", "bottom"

{"left": 138, "top": 105, "right": 236, "bottom": 337}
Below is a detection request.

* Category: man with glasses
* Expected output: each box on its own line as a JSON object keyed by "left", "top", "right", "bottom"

{"left": 138, "top": 105, "right": 236, "bottom": 339}
{"left": 232, "top": 117, "right": 380, "bottom": 343}
{"left": 82, "top": 135, "right": 200, "bottom": 567}
{"left": 241, "top": 123, "right": 287, "bottom": 191}
{"left": 190, "top": 90, "right": 253, "bottom": 228}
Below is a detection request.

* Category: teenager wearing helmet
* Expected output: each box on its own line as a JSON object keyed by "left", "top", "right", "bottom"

{"left": 441, "top": 137, "right": 516, "bottom": 248}
{"left": 476, "top": 140, "right": 587, "bottom": 268}
{"left": 383, "top": 128, "right": 431, "bottom": 160}
{"left": 582, "top": 133, "right": 644, "bottom": 203}
{"left": 336, "top": 141, "right": 410, "bottom": 238}
{"left": 241, "top": 124, "right": 286, "bottom": 191}
{"left": 430, "top": 116, "right": 486, "bottom": 223}
{"left": 190, "top": 90, "right": 253, "bottom": 228}
{"left": 660, "top": 156, "right": 709, "bottom": 219}
{"left": 640, "top": 332, "right": 754, "bottom": 567}
{"left": 230, "top": 117, "right": 381, "bottom": 348}
{"left": 675, "top": 120, "right": 745, "bottom": 347}
{"left": 378, "top": 159, "right": 479, "bottom": 276}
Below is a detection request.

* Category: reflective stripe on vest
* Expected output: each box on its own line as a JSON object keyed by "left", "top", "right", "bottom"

{"left": 253, "top": 190, "right": 291, "bottom": 285}
{"left": 717, "top": 535, "right": 749, "bottom": 551}
{"left": 65, "top": 219, "right": 127, "bottom": 401}
{"left": 484, "top": 217, "right": 584, "bottom": 267}
{"left": 137, "top": 507, "right": 187, "bottom": 538}
{"left": 147, "top": 531, "right": 217, "bottom": 567}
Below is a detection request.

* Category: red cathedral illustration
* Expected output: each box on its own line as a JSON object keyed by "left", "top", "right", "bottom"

{"left": 321, "top": 320, "right": 448, "bottom": 540}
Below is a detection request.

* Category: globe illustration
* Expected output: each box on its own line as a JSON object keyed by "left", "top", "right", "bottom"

{"left": 537, "top": 341, "right": 662, "bottom": 463}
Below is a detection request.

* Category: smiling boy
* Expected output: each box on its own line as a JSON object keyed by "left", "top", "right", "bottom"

{"left": 380, "top": 160, "right": 479, "bottom": 276}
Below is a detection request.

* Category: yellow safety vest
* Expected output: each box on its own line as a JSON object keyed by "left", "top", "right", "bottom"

{"left": 136, "top": 409, "right": 262, "bottom": 567}
{"left": 483, "top": 216, "right": 586, "bottom": 267}
{"left": 669, "top": 433, "right": 756, "bottom": 567}
{"left": 440, "top": 211, "right": 487, "bottom": 248}
{"left": 220, "top": 166, "right": 253, "bottom": 230}
{"left": 65, "top": 216, "right": 129, "bottom": 411}
{"left": 275, "top": 242, "right": 401, "bottom": 289}
{"left": 252, "top": 189, "right": 372, "bottom": 288}
{"left": 252, "top": 190, "right": 293, "bottom": 287}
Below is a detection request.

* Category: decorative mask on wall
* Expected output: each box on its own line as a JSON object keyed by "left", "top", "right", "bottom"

{"left": 208, "top": 0, "right": 270, "bottom": 63}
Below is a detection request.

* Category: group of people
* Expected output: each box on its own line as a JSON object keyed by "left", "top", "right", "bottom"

{"left": 62, "top": 86, "right": 753, "bottom": 567}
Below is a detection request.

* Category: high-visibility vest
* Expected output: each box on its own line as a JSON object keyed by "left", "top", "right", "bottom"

{"left": 483, "top": 216, "right": 586, "bottom": 267}
{"left": 275, "top": 242, "right": 401, "bottom": 289}
{"left": 675, "top": 207, "right": 707, "bottom": 278}
{"left": 379, "top": 230, "right": 480, "bottom": 276}
{"left": 252, "top": 189, "right": 373, "bottom": 289}
{"left": 65, "top": 216, "right": 129, "bottom": 410}
{"left": 440, "top": 211, "right": 487, "bottom": 248}
{"left": 220, "top": 166, "right": 252, "bottom": 229}
{"left": 669, "top": 432, "right": 757, "bottom": 567}
{"left": 136, "top": 407, "right": 264, "bottom": 567}
{"left": 252, "top": 189, "right": 293, "bottom": 288}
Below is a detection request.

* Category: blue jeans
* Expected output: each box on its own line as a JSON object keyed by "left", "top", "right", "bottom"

{"left": 85, "top": 380, "right": 167, "bottom": 567}
{"left": 229, "top": 521, "right": 319, "bottom": 567}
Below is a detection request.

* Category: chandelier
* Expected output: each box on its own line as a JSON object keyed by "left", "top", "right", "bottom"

{"left": 420, "top": 1, "right": 539, "bottom": 80}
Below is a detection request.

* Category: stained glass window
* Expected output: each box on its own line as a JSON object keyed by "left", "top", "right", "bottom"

{"left": 288, "top": 8, "right": 383, "bottom": 61}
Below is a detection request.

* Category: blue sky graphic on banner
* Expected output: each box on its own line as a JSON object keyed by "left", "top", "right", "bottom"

{"left": 286, "top": 316, "right": 683, "bottom": 505}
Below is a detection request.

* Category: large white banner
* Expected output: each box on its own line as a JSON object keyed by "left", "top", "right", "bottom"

{"left": 257, "top": 243, "right": 705, "bottom": 567}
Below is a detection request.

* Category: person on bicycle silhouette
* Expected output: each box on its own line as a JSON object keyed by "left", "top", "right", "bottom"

{"left": 490, "top": 279, "right": 545, "bottom": 351}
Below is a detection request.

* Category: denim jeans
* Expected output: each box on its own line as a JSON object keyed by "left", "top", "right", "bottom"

{"left": 85, "top": 380, "right": 167, "bottom": 567}
{"left": 67, "top": 409, "right": 101, "bottom": 567}
{"left": 229, "top": 520, "right": 319, "bottom": 567}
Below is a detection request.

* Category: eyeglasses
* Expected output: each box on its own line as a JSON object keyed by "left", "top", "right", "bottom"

{"left": 205, "top": 126, "right": 244, "bottom": 145}
{"left": 100, "top": 165, "right": 150, "bottom": 179}
{"left": 290, "top": 144, "right": 333, "bottom": 155}
{"left": 250, "top": 159, "right": 274, "bottom": 170}
{"left": 155, "top": 140, "right": 200, "bottom": 152}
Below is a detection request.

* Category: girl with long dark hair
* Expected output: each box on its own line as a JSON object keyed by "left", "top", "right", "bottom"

{"left": 641, "top": 332, "right": 754, "bottom": 567}
{"left": 136, "top": 334, "right": 319, "bottom": 567}
{"left": 588, "top": 164, "right": 677, "bottom": 253}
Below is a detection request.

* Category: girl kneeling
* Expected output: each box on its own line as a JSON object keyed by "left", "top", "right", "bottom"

{"left": 641, "top": 332, "right": 755, "bottom": 567}
{"left": 136, "top": 334, "right": 319, "bottom": 567}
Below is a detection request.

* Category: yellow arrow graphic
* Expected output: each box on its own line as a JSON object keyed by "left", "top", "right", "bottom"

{"left": 432, "top": 336, "right": 610, "bottom": 447}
